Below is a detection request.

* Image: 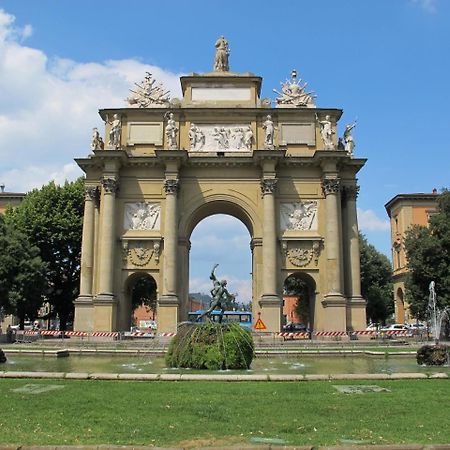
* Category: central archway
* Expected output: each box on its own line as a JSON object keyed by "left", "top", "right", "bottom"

{"left": 178, "top": 197, "right": 261, "bottom": 324}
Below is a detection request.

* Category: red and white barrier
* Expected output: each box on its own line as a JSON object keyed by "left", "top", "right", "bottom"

{"left": 314, "top": 331, "right": 348, "bottom": 337}
{"left": 64, "top": 331, "right": 88, "bottom": 337}
{"left": 40, "top": 330, "right": 63, "bottom": 336}
{"left": 91, "top": 332, "right": 119, "bottom": 337}
{"left": 277, "top": 332, "right": 310, "bottom": 339}
{"left": 158, "top": 332, "right": 176, "bottom": 337}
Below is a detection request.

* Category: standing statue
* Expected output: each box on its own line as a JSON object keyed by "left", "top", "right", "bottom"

{"left": 263, "top": 115, "right": 275, "bottom": 149}
{"left": 214, "top": 36, "right": 230, "bottom": 72}
{"left": 91, "top": 127, "right": 104, "bottom": 151}
{"left": 106, "top": 114, "right": 121, "bottom": 149}
{"left": 196, "top": 264, "right": 236, "bottom": 323}
{"left": 244, "top": 126, "right": 253, "bottom": 150}
{"left": 165, "top": 112, "right": 178, "bottom": 149}
{"left": 316, "top": 114, "right": 335, "bottom": 150}
{"left": 343, "top": 121, "right": 357, "bottom": 156}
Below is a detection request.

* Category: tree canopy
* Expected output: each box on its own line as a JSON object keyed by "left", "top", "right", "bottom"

{"left": 5, "top": 178, "right": 84, "bottom": 329}
{"left": 404, "top": 189, "right": 450, "bottom": 320}
{"left": 0, "top": 215, "right": 47, "bottom": 327}
{"left": 359, "top": 233, "right": 393, "bottom": 324}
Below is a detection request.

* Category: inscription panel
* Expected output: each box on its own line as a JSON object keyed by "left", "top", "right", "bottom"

{"left": 127, "top": 122, "right": 163, "bottom": 145}
{"left": 280, "top": 123, "right": 315, "bottom": 146}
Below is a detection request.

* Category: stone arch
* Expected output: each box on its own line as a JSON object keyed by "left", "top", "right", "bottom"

{"left": 396, "top": 287, "right": 405, "bottom": 323}
{"left": 123, "top": 271, "right": 158, "bottom": 330}
{"left": 283, "top": 271, "right": 317, "bottom": 331}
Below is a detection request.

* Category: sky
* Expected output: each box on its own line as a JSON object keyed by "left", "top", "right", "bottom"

{"left": 0, "top": 0, "right": 449, "bottom": 302}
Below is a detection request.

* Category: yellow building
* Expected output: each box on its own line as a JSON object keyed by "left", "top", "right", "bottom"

{"left": 74, "top": 40, "right": 367, "bottom": 334}
{"left": 0, "top": 185, "right": 25, "bottom": 214}
{"left": 385, "top": 191, "right": 439, "bottom": 323}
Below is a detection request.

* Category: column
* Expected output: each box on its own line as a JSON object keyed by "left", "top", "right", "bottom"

{"left": 321, "top": 178, "right": 346, "bottom": 330}
{"left": 79, "top": 186, "right": 98, "bottom": 298}
{"left": 74, "top": 186, "right": 98, "bottom": 331}
{"left": 93, "top": 176, "right": 118, "bottom": 331}
{"left": 258, "top": 178, "right": 282, "bottom": 331}
{"left": 344, "top": 184, "right": 367, "bottom": 329}
{"left": 158, "top": 179, "right": 180, "bottom": 332}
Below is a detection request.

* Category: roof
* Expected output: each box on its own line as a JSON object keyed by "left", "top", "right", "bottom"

{"left": 385, "top": 192, "right": 439, "bottom": 216}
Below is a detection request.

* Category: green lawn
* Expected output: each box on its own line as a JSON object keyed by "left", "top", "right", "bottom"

{"left": 0, "top": 379, "right": 449, "bottom": 447}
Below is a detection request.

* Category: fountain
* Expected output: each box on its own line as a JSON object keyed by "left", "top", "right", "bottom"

{"left": 417, "top": 281, "right": 449, "bottom": 366}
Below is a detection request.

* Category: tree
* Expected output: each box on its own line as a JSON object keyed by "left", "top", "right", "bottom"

{"left": 5, "top": 178, "right": 84, "bottom": 330}
{"left": 131, "top": 276, "right": 157, "bottom": 319}
{"left": 404, "top": 189, "right": 450, "bottom": 320}
{"left": 359, "top": 233, "right": 394, "bottom": 324}
{"left": 0, "top": 215, "right": 47, "bottom": 328}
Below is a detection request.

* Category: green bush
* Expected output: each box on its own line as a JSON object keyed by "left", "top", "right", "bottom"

{"left": 417, "top": 344, "right": 449, "bottom": 366}
{"left": 166, "top": 322, "right": 254, "bottom": 370}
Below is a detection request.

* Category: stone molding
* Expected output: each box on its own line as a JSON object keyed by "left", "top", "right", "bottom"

{"left": 260, "top": 178, "right": 278, "bottom": 195}
{"left": 321, "top": 178, "right": 340, "bottom": 196}
{"left": 101, "top": 177, "right": 119, "bottom": 194}
{"left": 163, "top": 179, "right": 180, "bottom": 194}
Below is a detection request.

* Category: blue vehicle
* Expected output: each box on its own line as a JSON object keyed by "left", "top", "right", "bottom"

{"left": 188, "top": 310, "right": 252, "bottom": 330}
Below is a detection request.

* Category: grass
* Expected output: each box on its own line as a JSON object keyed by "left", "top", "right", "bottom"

{"left": 0, "top": 379, "right": 449, "bottom": 447}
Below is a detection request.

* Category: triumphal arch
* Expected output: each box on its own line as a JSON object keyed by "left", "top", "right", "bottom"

{"left": 74, "top": 38, "right": 366, "bottom": 333}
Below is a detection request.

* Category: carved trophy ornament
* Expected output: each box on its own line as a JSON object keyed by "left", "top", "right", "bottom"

{"left": 282, "top": 241, "right": 322, "bottom": 268}
{"left": 273, "top": 70, "right": 316, "bottom": 108}
{"left": 280, "top": 201, "right": 318, "bottom": 231}
{"left": 126, "top": 72, "right": 170, "bottom": 108}
{"left": 122, "top": 240, "right": 161, "bottom": 267}
{"left": 124, "top": 203, "right": 161, "bottom": 231}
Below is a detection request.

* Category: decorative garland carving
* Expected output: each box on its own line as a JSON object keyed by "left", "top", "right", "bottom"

{"left": 122, "top": 240, "right": 161, "bottom": 267}
{"left": 260, "top": 178, "right": 278, "bottom": 195}
{"left": 322, "top": 178, "right": 340, "bottom": 196}
{"left": 287, "top": 248, "right": 313, "bottom": 267}
{"left": 163, "top": 179, "right": 179, "bottom": 195}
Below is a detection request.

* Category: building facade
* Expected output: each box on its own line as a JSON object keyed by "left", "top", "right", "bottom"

{"left": 74, "top": 41, "right": 366, "bottom": 333}
{"left": 385, "top": 191, "right": 439, "bottom": 323}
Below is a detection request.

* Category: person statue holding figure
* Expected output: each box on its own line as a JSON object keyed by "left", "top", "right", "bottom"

{"left": 316, "top": 114, "right": 334, "bottom": 150}
{"left": 188, "top": 123, "right": 197, "bottom": 150}
{"left": 106, "top": 114, "right": 121, "bottom": 149}
{"left": 244, "top": 126, "right": 253, "bottom": 150}
{"left": 196, "top": 264, "right": 236, "bottom": 324}
{"left": 214, "top": 36, "right": 230, "bottom": 72}
{"left": 343, "top": 121, "right": 357, "bottom": 156}
{"left": 263, "top": 115, "right": 275, "bottom": 149}
{"left": 165, "top": 112, "right": 178, "bottom": 149}
{"left": 91, "top": 127, "right": 104, "bottom": 151}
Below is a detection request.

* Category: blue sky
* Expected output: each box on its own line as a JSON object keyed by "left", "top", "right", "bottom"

{"left": 0, "top": 0, "right": 448, "bottom": 301}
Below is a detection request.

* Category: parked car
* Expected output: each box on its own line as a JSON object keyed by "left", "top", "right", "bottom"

{"left": 283, "top": 322, "right": 308, "bottom": 332}
{"left": 380, "top": 323, "right": 410, "bottom": 332}
{"left": 365, "top": 323, "right": 379, "bottom": 331}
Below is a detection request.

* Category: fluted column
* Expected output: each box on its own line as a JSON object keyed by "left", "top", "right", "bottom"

{"left": 97, "top": 177, "right": 119, "bottom": 297}
{"left": 261, "top": 178, "right": 278, "bottom": 297}
{"left": 322, "top": 178, "right": 344, "bottom": 300}
{"left": 79, "top": 186, "right": 98, "bottom": 298}
{"left": 161, "top": 179, "right": 179, "bottom": 303}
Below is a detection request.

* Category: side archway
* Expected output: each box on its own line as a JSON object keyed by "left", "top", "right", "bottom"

{"left": 283, "top": 272, "right": 317, "bottom": 331}
{"left": 123, "top": 272, "right": 158, "bottom": 330}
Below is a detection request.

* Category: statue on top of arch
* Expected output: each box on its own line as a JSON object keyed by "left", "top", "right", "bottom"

{"left": 126, "top": 72, "right": 171, "bottom": 108}
{"left": 214, "top": 36, "right": 230, "bottom": 72}
{"left": 273, "top": 69, "right": 316, "bottom": 108}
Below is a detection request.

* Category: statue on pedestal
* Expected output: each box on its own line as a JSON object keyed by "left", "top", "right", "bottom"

{"left": 263, "top": 115, "right": 275, "bottom": 149}
{"left": 316, "top": 114, "right": 335, "bottom": 150}
{"left": 343, "top": 121, "right": 357, "bottom": 156}
{"left": 165, "top": 112, "right": 178, "bottom": 149}
{"left": 91, "top": 127, "right": 104, "bottom": 151}
{"left": 106, "top": 114, "right": 121, "bottom": 149}
{"left": 214, "top": 36, "right": 230, "bottom": 72}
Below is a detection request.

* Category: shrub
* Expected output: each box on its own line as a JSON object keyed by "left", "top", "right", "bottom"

{"left": 416, "top": 344, "right": 449, "bottom": 366}
{"left": 166, "top": 322, "right": 254, "bottom": 370}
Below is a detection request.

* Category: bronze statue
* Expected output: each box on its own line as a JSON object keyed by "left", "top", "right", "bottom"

{"left": 196, "top": 264, "right": 236, "bottom": 323}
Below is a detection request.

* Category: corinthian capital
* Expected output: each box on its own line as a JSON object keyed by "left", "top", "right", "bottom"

{"left": 84, "top": 186, "right": 99, "bottom": 201}
{"left": 260, "top": 178, "right": 278, "bottom": 195}
{"left": 343, "top": 184, "right": 360, "bottom": 200}
{"left": 163, "top": 179, "right": 180, "bottom": 194}
{"left": 101, "top": 177, "right": 119, "bottom": 194}
{"left": 322, "top": 178, "right": 340, "bottom": 196}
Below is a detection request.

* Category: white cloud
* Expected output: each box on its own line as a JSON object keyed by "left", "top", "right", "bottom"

{"left": 0, "top": 9, "right": 183, "bottom": 193}
{"left": 357, "top": 208, "right": 390, "bottom": 232}
{"left": 410, "top": 0, "right": 437, "bottom": 13}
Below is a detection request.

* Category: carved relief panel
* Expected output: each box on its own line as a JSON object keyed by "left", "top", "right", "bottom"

{"left": 124, "top": 202, "right": 161, "bottom": 230}
{"left": 188, "top": 124, "right": 253, "bottom": 152}
{"left": 280, "top": 201, "right": 318, "bottom": 231}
